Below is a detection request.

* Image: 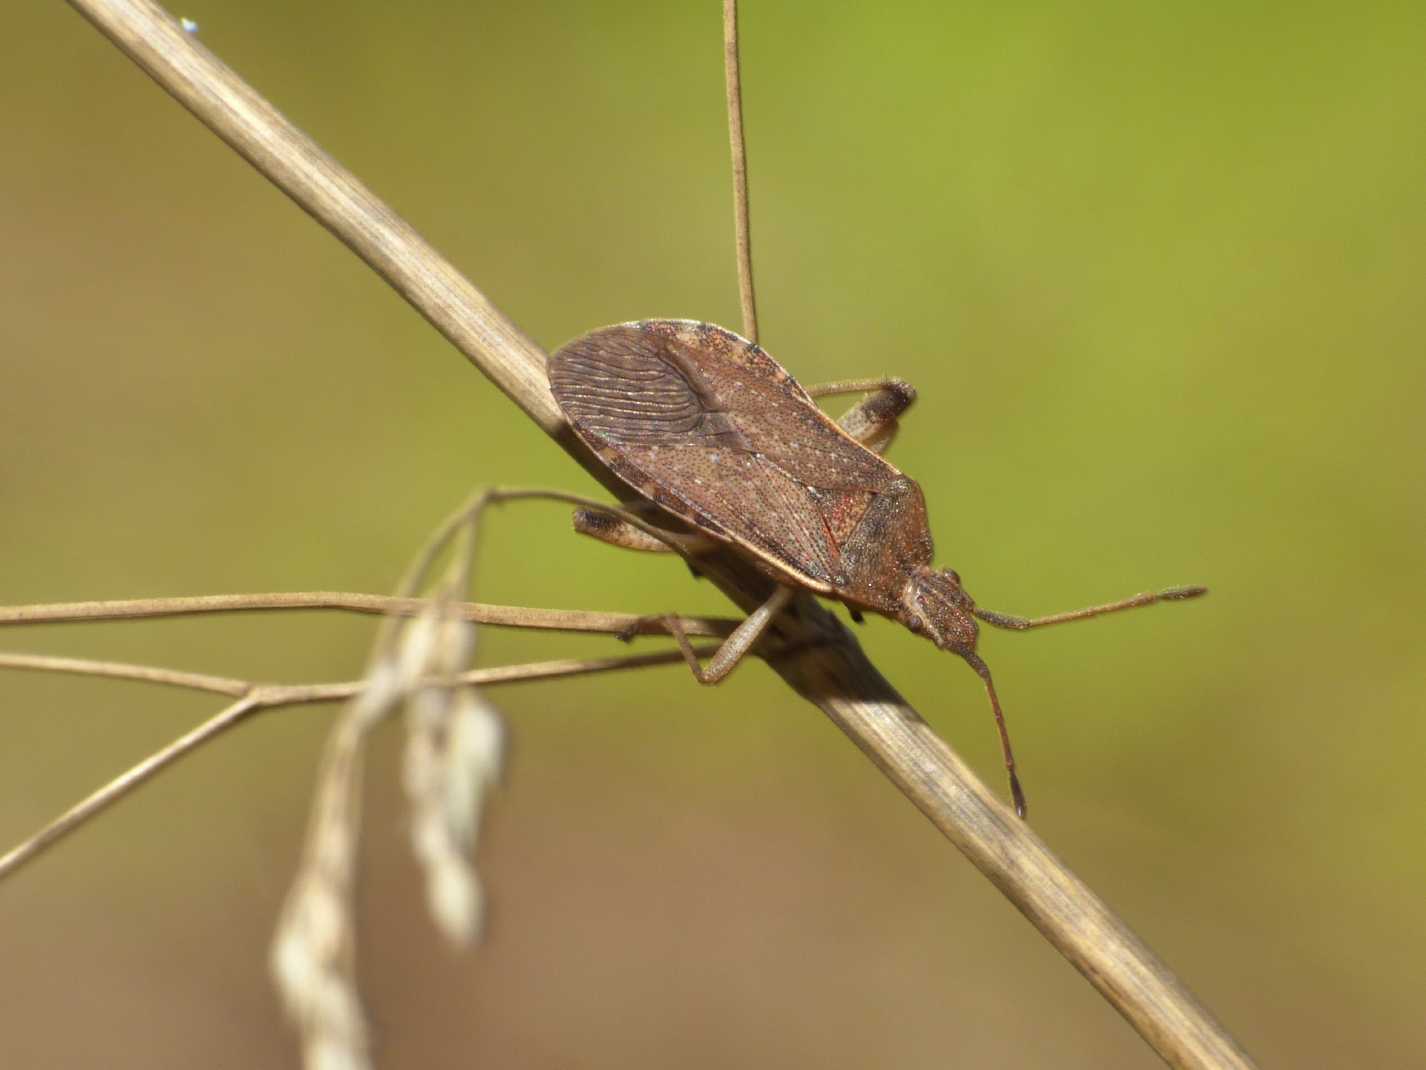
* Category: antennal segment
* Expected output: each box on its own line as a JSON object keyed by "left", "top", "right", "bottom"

{"left": 958, "top": 649, "right": 1026, "bottom": 818}
{"left": 974, "top": 586, "right": 1207, "bottom": 632}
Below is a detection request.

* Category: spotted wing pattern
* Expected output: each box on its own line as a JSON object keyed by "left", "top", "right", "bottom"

{"left": 548, "top": 320, "right": 905, "bottom": 590}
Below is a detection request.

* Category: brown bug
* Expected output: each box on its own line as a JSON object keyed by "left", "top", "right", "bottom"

{"left": 549, "top": 319, "right": 1204, "bottom": 816}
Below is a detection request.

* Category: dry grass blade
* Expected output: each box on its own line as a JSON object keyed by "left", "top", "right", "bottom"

{"left": 62, "top": 2, "right": 1254, "bottom": 1067}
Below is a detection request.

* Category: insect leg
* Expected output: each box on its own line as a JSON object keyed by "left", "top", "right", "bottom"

{"left": 572, "top": 508, "right": 719, "bottom": 555}
{"left": 805, "top": 377, "right": 917, "bottom": 454}
{"left": 476, "top": 489, "right": 792, "bottom": 678}
{"left": 657, "top": 585, "right": 796, "bottom": 685}
{"left": 973, "top": 586, "right": 1208, "bottom": 631}
{"left": 804, "top": 376, "right": 917, "bottom": 403}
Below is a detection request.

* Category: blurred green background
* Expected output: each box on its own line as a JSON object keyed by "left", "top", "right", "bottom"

{"left": 3, "top": 2, "right": 1423, "bottom": 1066}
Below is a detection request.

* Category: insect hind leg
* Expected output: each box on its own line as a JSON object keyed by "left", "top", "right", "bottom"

{"left": 640, "top": 585, "right": 797, "bottom": 684}
{"left": 805, "top": 377, "right": 917, "bottom": 455}
{"left": 474, "top": 489, "right": 795, "bottom": 681}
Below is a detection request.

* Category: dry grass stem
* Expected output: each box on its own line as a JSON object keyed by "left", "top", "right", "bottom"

{"left": 0, "top": 643, "right": 717, "bottom": 883}
{"left": 50, "top": 2, "right": 1255, "bottom": 1067}
{"left": 0, "top": 593, "right": 739, "bottom": 639}
{"left": 0, "top": 696, "right": 260, "bottom": 880}
{"left": 0, "top": 652, "right": 252, "bottom": 696}
{"left": 723, "top": 0, "right": 758, "bottom": 342}
{"left": 0, "top": 646, "right": 722, "bottom": 706}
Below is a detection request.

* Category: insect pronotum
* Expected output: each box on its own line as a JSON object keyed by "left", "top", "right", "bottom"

{"left": 549, "top": 318, "right": 1205, "bottom": 818}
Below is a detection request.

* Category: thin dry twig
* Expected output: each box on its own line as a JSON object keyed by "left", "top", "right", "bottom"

{"left": 0, "top": 695, "right": 259, "bottom": 880}
{"left": 0, "top": 593, "right": 738, "bottom": 639}
{"left": 55, "top": 2, "right": 1253, "bottom": 1067}
{"left": 0, "top": 642, "right": 716, "bottom": 883}
{"left": 723, "top": 0, "right": 758, "bottom": 342}
{"left": 0, "top": 646, "right": 722, "bottom": 704}
{"left": 0, "top": 652, "right": 253, "bottom": 695}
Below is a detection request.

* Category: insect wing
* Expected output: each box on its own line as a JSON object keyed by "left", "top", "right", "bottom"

{"left": 550, "top": 321, "right": 894, "bottom": 589}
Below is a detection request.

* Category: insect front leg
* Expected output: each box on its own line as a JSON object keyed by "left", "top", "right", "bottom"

{"left": 572, "top": 508, "right": 720, "bottom": 556}
{"left": 653, "top": 585, "right": 797, "bottom": 685}
{"left": 804, "top": 377, "right": 918, "bottom": 455}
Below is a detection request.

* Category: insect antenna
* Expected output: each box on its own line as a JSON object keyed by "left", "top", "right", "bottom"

{"left": 973, "top": 585, "right": 1206, "bottom": 632}
{"left": 958, "top": 649, "right": 1027, "bottom": 819}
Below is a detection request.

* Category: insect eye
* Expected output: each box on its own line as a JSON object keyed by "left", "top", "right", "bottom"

{"left": 906, "top": 616, "right": 922, "bottom": 633}
{"left": 946, "top": 570, "right": 961, "bottom": 586}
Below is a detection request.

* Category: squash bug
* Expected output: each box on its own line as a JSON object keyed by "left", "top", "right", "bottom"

{"left": 549, "top": 319, "right": 1204, "bottom": 816}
